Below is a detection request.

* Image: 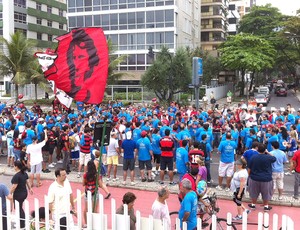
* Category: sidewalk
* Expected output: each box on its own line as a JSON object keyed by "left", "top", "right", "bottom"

{"left": 0, "top": 161, "right": 299, "bottom": 208}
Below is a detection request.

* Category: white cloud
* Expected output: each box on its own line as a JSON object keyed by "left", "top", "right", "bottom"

{"left": 256, "top": 0, "right": 300, "bottom": 15}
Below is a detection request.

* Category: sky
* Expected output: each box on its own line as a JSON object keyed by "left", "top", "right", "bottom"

{"left": 256, "top": 0, "right": 300, "bottom": 15}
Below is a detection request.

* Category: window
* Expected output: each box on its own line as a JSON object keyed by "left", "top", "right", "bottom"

{"left": 37, "top": 18, "right": 42, "bottom": 25}
{"left": 14, "top": 0, "right": 26, "bottom": 8}
{"left": 59, "top": 9, "right": 63, "bottom": 17}
{"left": 228, "top": 18, "right": 236, "bottom": 24}
{"left": 37, "top": 33, "right": 42, "bottom": 40}
{"left": 0, "top": 12, "right": 2, "bottom": 20}
{"left": 48, "top": 34, "right": 53, "bottom": 41}
{"left": 59, "top": 23, "right": 64, "bottom": 30}
{"left": 201, "top": 19, "right": 209, "bottom": 25}
{"left": 14, "top": 12, "right": 26, "bottom": 24}
{"left": 47, "top": 6, "right": 52, "bottom": 14}
{"left": 36, "top": 3, "right": 41, "bottom": 11}
{"left": 201, "top": 6, "right": 209, "bottom": 13}
{"left": 47, "top": 20, "right": 52, "bottom": 27}
{"left": 228, "top": 4, "right": 235, "bottom": 10}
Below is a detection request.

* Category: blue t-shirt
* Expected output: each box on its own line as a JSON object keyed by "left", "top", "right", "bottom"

{"left": 271, "top": 149, "right": 288, "bottom": 173}
{"left": 267, "top": 135, "right": 278, "bottom": 152}
{"left": 151, "top": 134, "right": 161, "bottom": 155}
{"left": 248, "top": 154, "right": 276, "bottom": 182}
{"left": 136, "top": 137, "right": 152, "bottom": 161}
{"left": 218, "top": 140, "right": 237, "bottom": 163}
{"left": 176, "top": 147, "right": 189, "bottom": 174}
{"left": 23, "top": 129, "right": 36, "bottom": 146}
{"left": 132, "top": 128, "right": 142, "bottom": 142}
{"left": 242, "top": 149, "right": 258, "bottom": 164}
{"left": 179, "top": 191, "right": 197, "bottom": 230}
{"left": 121, "top": 139, "right": 136, "bottom": 159}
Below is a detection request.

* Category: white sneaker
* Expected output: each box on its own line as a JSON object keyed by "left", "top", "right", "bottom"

{"left": 112, "top": 177, "right": 119, "bottom": 182}
{"left": 215, "top": 185, "right": 223, "bottom": 191}
{"left": 122, "top": 181, "right": 126, "bottom": 185}
{"left": 225, "top": 187, "right": 231, "bottom": 192}
{"left": 130, "top": 182, "right": 137, "bottom": 186}
{"left": 106, "top": 177, "right": 110, "bottom": 181}
{"left": 285, "top": 172, "right": 292, "bottom": 175}
{"left": 57, "top": 160, "right": 63, "bottom": 163}
{"left": 155, "top": 171, "right": 159, "bottom": 175}
{"left": 48, "top": 163, "right": 55, "bottom": 168}
{"left": 77, "top": 173, "right": 81, "bottom": 178}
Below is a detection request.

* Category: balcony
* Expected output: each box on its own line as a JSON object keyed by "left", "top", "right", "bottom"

{"left": 201, "top": 23, "right": 226, "bottom": 32}
{"left": 202, "top": 0, "right": 227, "bottom": 8}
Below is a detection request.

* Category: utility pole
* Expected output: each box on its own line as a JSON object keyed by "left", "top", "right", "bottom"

{"left": 192, "top": 57, "right": 203, "bottom": 110}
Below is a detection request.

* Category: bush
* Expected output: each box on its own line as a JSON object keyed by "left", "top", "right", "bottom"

{"left": 114, "top": 92, "right": 142, "bottom": 101}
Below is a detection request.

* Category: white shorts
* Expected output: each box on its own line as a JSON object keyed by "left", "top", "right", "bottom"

{"left": 272, "top": 172, "right": 284, "bottom": 189}
{"left": 79, "top": 152, "right": 91, "bottom": 166}
{"left": 218, "top": 162, "right": 234, "bottom": 177}
{"left": 31, "top": 162, "right": 42, "bottom": 174}
{"left": 7, "top": 146, "right": 14, "bottom": 157}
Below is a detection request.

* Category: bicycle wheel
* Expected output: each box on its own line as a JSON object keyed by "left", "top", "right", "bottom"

{"left": 209, "top": 218, "right": 237, "bottom": 230}
{"left": 169, "top": 211, "right": 179, "bottom": 229}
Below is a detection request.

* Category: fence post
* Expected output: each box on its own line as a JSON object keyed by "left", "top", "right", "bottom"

{"left": 197, "top": 217, "right": 202, "bottom": 229}
{"left": 242, "top": 210, "right": 247, "bottom": 230}
{"left": 112, "top": 85, "right": 114, "bottom": 101}
{"left": 136, "top": 210, "right": 141, "bottom": 230}
{"left": 272, "top": 214, "right": 278, "bottom": 230}
{"left": 211, "top": 214, "right": 217, "bottom": 230}
{"left": 24, "top": 199, "right": 30, "bottom": 230}
{"left": 87, "top": 191, "right": 92, "bottom": 229}
{"left": 99, "top": 193, "right": 104, "bottom": 230}
{"left": 34, "top": 198, "right": 40, "bottom": 230}
{"left": 111, "top": 198, "right": 116, "bottom": 230}
{"left": 263, "top": 212, "right": 269, "bottom": 230}
{"left": 15, "top": 200, "right": 20, "bottom": 229}
{"left": 175, "top": 217, "right": 180, "bottom": 230}
{"left": 77, "top": 189, "right": 82, "bottom": 230}
{"left": 287, "top": 216, "right": 294, "bottom": 230}
{"left": 226, "top": 212, "right": 232, "bottom": 230}
{"left": 44, "top": 195, "right": 50, "bottom": 230}
{"left": 148, "top": 215, "right": 154, "bottom": 230}
{"left": 258, "top": 212, "right": 263, "bottom": 230}
{"left": 126, "top": 85, "right": 128, "bottom": 101}
{"left": 0, "top": 199, "right": 2, "bottom": 230}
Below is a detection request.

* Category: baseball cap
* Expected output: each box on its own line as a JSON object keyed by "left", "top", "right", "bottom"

{"left": 141, "top": 130, "right": 148, "bottom": 137}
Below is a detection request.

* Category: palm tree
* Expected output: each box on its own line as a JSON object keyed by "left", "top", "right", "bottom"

{"left": 28, "top": 60, "right": 50, "bottom": 100}
{"left": 0, "top": 31, "right": 36, "bottom": 102}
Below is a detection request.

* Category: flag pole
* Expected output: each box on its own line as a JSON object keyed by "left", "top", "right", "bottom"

{"left": 93, "top": 120, "right": 107, "bottom": 212}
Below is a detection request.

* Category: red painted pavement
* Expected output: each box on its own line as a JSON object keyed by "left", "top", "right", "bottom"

{"left": 27, "top": 180, "right": 300, "bottom": 229}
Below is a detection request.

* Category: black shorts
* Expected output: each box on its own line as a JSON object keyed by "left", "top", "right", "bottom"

{"left": 233, "top": 187, "right": 245, "bottom": 206}
{"left": 153, "top": 154, "right": 161, "bottom": 164}
{"left": 123, "top": 158, "right": 135, "bottom": 171}
{"left": 48, "top": 145, "right": 56, "bottom": 155}
{"left": 160, "top": 156, "right": 174, "bottom": 171}
{"left": 138, "top": 160, "right": 152, "bottom": 170}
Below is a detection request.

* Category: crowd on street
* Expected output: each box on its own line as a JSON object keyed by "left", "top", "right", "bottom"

{"left": 0, "top": 93, "right": 300, "bottom": 230}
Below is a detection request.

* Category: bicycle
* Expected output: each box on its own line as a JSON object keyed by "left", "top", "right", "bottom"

{"left": 170, "top": 192, "right": 225, "bottom": 229}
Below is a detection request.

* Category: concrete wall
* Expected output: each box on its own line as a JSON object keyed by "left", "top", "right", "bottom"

{"left": 205, "top": 83, "right": 234, "bottom": 100}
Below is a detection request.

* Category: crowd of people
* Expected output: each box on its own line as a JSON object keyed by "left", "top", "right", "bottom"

{"left": 0, "top": 93, "right": 300, "bottom": 229}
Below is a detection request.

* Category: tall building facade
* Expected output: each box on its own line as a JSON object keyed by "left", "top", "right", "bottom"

{"left": 1, "top": 0, "right": 67, "bottom": 47}
{"left": 67, "top": 0, "right": 201, "bottom": 83}
{"left": 201, "top": 0, "right": 229, "bottom": 52}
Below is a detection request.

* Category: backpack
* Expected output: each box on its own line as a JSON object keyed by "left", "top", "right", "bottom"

{"left": 69, "top": 135, "right": 77, "bottom": 150}
{"left": 199, "top": 142, "right": 208, "bottom": 159}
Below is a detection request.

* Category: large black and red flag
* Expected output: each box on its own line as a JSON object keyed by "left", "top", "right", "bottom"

{"left": 35, "top": 27, "right": 109, "bottom": 107}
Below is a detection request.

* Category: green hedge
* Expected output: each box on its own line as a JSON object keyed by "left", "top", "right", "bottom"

{"left": 113, "top": 92, "right": 142, "bottom": 100}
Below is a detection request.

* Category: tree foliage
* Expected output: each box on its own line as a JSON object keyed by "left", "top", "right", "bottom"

{"left": 0, "top": 31, "right": 36, "bottom": 101}
{"left": 238, "top": 4, "right": 284, "bottom": 36}
{"left": 141, "top": 46, "right": 191, "bottom": 103}
{"left": 186, "top": 47, "right": 221, "bottom": 85}
{"left": 219, "top": 34, "right": 276, "bottom": 95}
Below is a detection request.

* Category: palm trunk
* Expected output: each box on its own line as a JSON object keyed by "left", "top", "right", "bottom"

{"left": 15, "top": 84, "right": 19, "bottom": 103}
{"left": 35, "top": 83, "right": 38, "bottom": 100}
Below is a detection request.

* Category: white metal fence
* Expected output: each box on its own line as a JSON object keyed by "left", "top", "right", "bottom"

{"left": 0, "top": 189, "right": 295, "bottom": 230}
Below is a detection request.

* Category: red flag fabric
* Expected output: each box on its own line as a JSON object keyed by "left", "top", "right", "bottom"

{"left": 42, "top": 27, "right": 109, "bottom": 104}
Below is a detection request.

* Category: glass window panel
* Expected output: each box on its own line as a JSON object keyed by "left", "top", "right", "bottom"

{"left": 102, "top": 15, "right": 109, "bottom": 26}
{"left": 69, "top": 17, "right": 76, "bottom": 27}
{"left": 94, "top": 0, "right": 100, "bottom": 4}
{"left": 93, "top": 6, "right": 100, "bottom": 10}
{"left": 165, "top": 10, "right": 174, "bottom": 22}
{"left": 94, "top": 15, "right": 100, "bottom": 25}
{"left": 137, "top": 54, "right": 145, "bottom": 65}
{"left": 156, "top": 23, "right": 164, "bottom": 28}
{"left": 120, "top": 66, "right": 127, "bottom": 71}
{"left": 119, "top": 0, "right": 126, "bottom": 3}
{"left": 77, "top": 7, "right": 84, "bottom": 12}
{"left": 146, "top": 32, "right": 154, "bottom": 45}
{"left": 128, "top": 66, "right": 136, "bottom": 70}
{"left": 165, "top": 32, "right": 174, "bottom": 44}
{"left": 76, "top": 0, "right": 83, "bottom": 7}
{"left": 119, "top": 13, "right": 127, "bottom": 24}
{"left": 110, "top": 34, "right": 118, "bottom": 45}
{"left": 128, "top": 55, "right": 136, "bottom": 65}
{"left": 77, "top": 16, "right": 84, "bottom": 27}
{"left": 110, "top": 14, "right": 118, "bottom": 25}
{"left": 128, "top": 13, "right": 135, "bottom": 24}
{"left": 102, "top": 0, "right": 109, "bottom": 4}
{"left": 155, "top": 10, "right": 164, "bottom": 23}
{"left": 156, "top": 1, "right": 164, "bottom": 6}
{"left": 128, "top": 34, "right": 136, "bottom": 50}
{"left": 155, "top": 32, "right": 164, "bottom": 44}
{"left": 137, "top": 66, "right": 145, "bottom": 70}
{"left": 166, "top": 0, "right": 174, "bottom": 5}
{"left": 137, "top": 33, "right": 145, "bottom": 44}
{"left": 146, "top": 11, "right": 154, "bottom": 23}
{"left": 146, "top": 2, "right": 154, "bottom": 7}
{"left": 85, "top": 15, "right": 92, "bottom": 26}
{"left": 110, "top": 0, "right": 117, "bottom": 3}
{"left": 128, "top": 0, "right": 135, "bottom": 2}
{"left": 120, "top": 34, "right": 127, "bottom": 50}
{"left": 128, "top": 4, "right": 135, "bottom": 8}
{"left": 84, "top": 0, "right": 92, "bottom": 6}
{"left": 68, "top": 0, "right": 75, "bottom": 7}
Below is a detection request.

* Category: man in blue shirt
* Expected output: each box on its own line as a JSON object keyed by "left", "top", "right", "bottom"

{"left": 121, "top": 131, "right": 137, "bottom": 186}
{"left": 151, "top": 128, "right": 161, "bottom": 175}
{"left": 241, "top": 141, "right": 259, "bottom": 165}
{"left": 176, "top": 140, "right": 189, "bottom": 181}
{"left": 270, "top": 141, "right": 288, "bottom": 200}
{"left": 267, "top": 128, "right": 278, "bottom": 152}
{"left": 179, "top": 178, "right": 197, "bottom": 230}
{"left": 217, "top": 132, "right": 237, "bottom": 191}
{"left": 136, "top": 131, "right": 154, "bottom": 182}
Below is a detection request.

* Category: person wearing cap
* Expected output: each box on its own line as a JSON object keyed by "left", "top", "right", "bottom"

{"left": 121, "top": 131, "right": 137, "bottom": 185}
{"left": 106, "top": 131, "right": 120, "bottom": 182}
{"left": 22, "top": 121, "right": 36, "bottom": 146}
{"left": 136, "top": 130, "right": 154, "bottom": 182}
{"left": 27, "top": 129, "right": 48, "bottom": 187}
{"left": 230, "top": 159, "right": 250, "bottom": 220}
